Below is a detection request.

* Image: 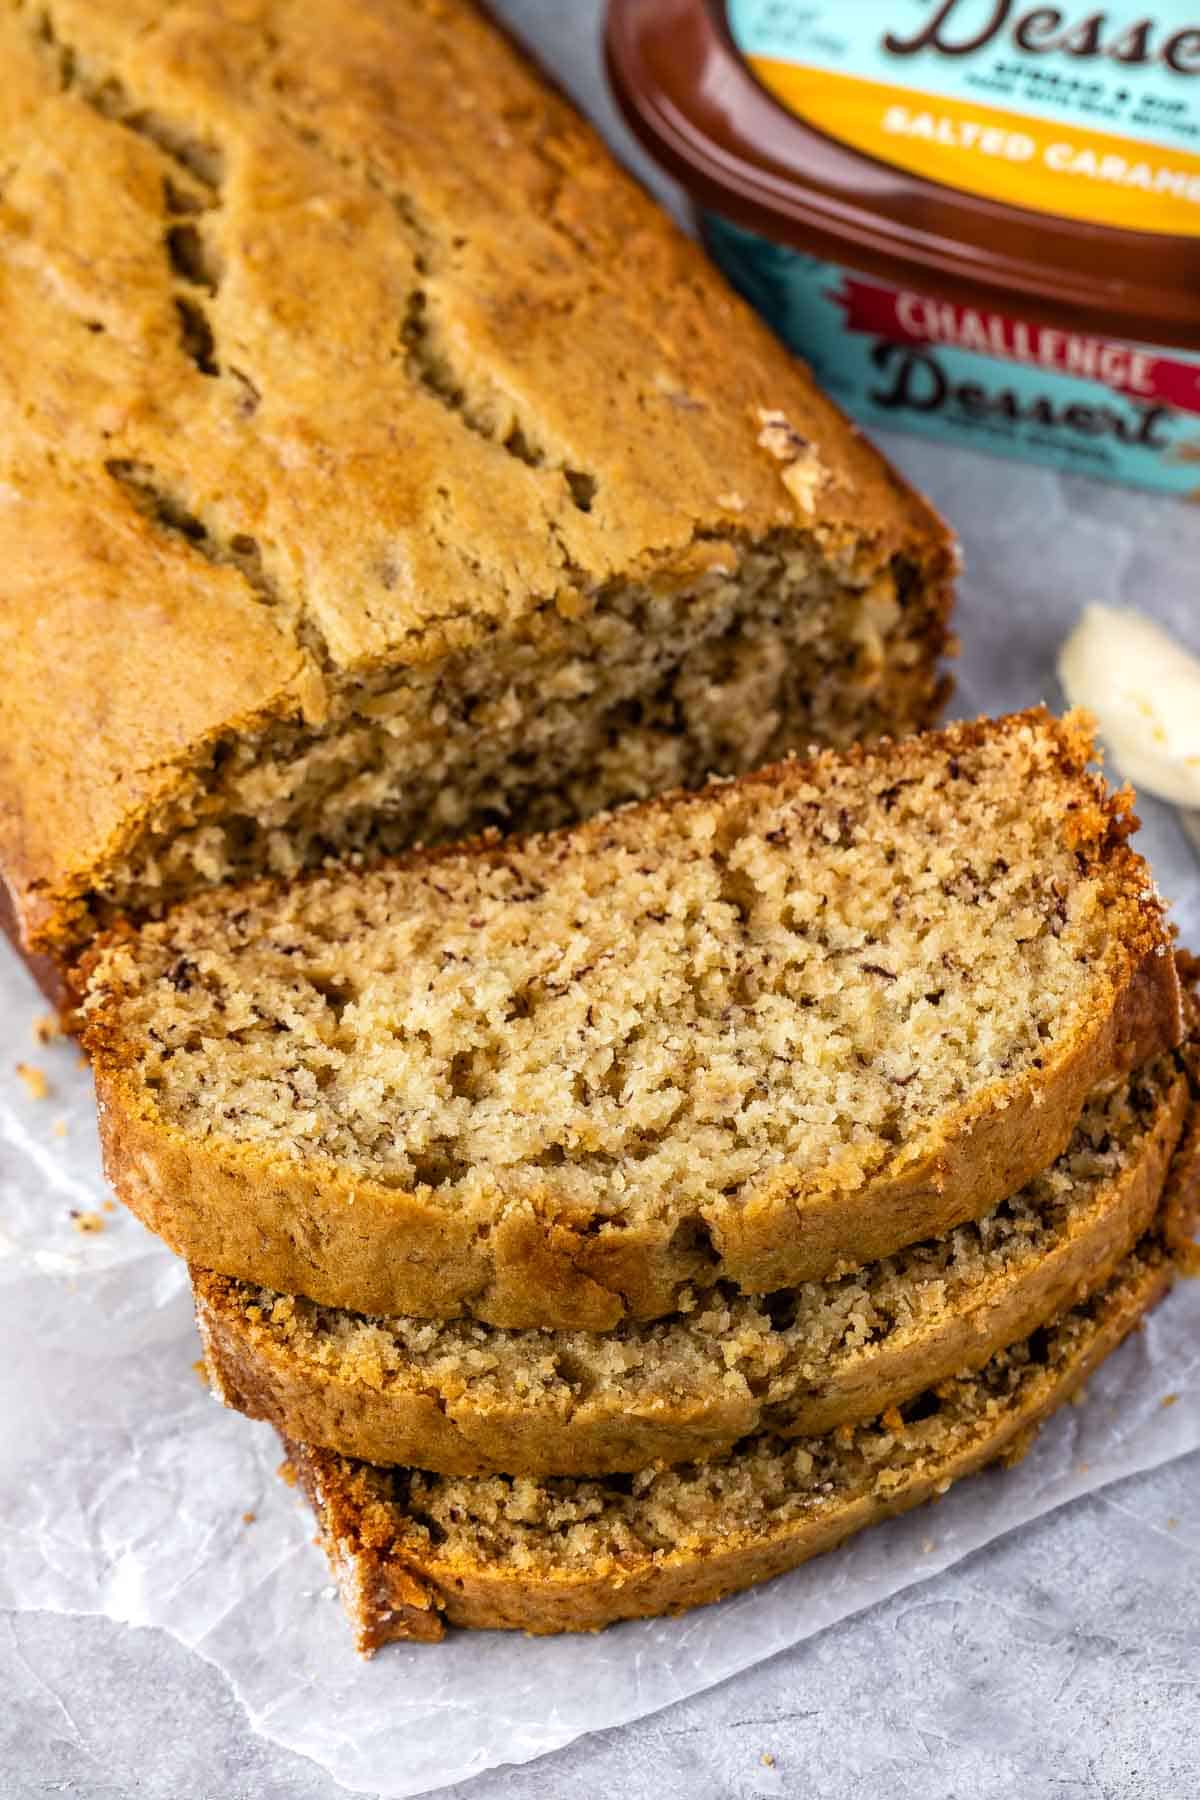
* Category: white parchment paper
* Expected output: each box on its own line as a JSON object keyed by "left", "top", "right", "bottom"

{"left": 1, "top": 6, "right": 1199, "bottom": 1794}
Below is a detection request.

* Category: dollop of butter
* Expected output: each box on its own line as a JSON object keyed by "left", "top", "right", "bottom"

{"left": 1058, "top": 604, "right": 1200, "bottom": 809}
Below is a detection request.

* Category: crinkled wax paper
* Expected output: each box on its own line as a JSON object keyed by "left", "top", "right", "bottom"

{"left": 1, "top": 5, "right": 1199, "bottom": 1794}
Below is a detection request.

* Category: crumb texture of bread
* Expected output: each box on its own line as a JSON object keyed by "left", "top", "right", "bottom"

{"left": 85, "top": 711, "right": 1182, "bottom": 1328}
{"left": 193, "top": 1059, "right": 1189, "bottom": 1474}
{"left": 285, "top": 1249, "right": 1170, "bottom": 1650}
{"left": 0, "top": 0, "right": 954, "bottom": 963}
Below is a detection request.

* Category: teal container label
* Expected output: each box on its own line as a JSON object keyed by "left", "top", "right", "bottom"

{"left": 703, "top": 211, "right": 1200, "bottom": 495}
{"left": 724, "top": 2, "right": 1200, "bottom": 236}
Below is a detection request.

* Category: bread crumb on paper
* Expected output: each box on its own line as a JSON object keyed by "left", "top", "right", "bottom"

{"left": 16, "top": 1062, "right": 49, "bottom": 1100}
{"left": 1161, "top": 1393, "right": 1179, "bottom": 1408}
{"left": 33, "top": 1013, "right": 61, "bottom": 1045}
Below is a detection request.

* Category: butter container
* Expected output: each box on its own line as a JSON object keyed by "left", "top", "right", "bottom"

{"left": 606, "top": 1, "right": 1200, "bottom": 496}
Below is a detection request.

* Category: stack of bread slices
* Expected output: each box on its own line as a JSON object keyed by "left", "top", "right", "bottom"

{"left": 80, "top": 709, "right": 1199, "bottom": 1649}
{"left": 0, "top": 0, "right": 1194, "bottom": 1654}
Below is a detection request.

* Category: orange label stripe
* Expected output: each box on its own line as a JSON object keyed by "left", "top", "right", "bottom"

{"left": 748, "top": 59, "right": 1200, "bottom": 238}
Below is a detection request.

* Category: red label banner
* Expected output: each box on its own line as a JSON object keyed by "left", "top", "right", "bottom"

{"left": 832, "top": 277, "right": 1200, "bottom": 416}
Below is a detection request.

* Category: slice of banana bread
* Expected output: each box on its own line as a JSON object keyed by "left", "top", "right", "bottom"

{"left": 284, "top": 1247, "right": 1172, "bottom": 1650}
{"left": 84, "top": 710, "right": 1181, "bottom": 1330}
{"left": 0, "top": 0, "right": 954, "bottom": 986}
{"left": 194, "top": 1056, "right": 1189, "bottom": 1475}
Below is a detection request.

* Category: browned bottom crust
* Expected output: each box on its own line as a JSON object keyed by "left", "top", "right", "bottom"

{"left": 284, "top": 1246, "right": 1171, "bottom": 1650}
{"left": 195, "top": 1067, "right": 1189, "bottom": 1476}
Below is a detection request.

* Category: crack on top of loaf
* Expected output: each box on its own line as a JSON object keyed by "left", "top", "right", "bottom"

{"left": 23, "top": 5, "right": 232, "bottom": 383}
{"left": 162, "top": 207, "right": 227, "bottom": 380}
{"left": 527, "top": 152, "right": 592, "bottom": 259}
{"left": 262, "top": 96, "right": 439, "bottom": 267}
{"left": 498, "top": 92, "right": 598, "bottom": 260}
{"left": 104, "top": 458, "right": 279, "bottom": 605}
{"left": 30, "top": 6, "right": 225, "bottom": 196}
{"left": 173, "top": 295, "right": 220, "bottom": 377}
{"left": 401, "top": 290, "right": 599, "bottom": 517}
{"left": 260, "top": 97, "right": 603, "bottom": 520}
{"left": 101, "top": 455, "right": 334, "bottom": 674}
{"left": 34, "top": 22, "right": 611, "bottom": 542}
{"left": 165, "top": 220, "right": 221, "bottom": 294}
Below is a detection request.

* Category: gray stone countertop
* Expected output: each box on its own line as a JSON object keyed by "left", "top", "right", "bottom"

{"left": 5, "top": 1452, "right": 1199, "bottom": 1799}
{"left": 5, "top": 5, "right": 1199, "bottom": 1796}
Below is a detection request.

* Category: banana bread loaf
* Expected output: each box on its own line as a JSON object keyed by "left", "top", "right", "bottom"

{"left": 195, "top": 1056, "right": 1189, "bottom": 1475}
{"left": 284, "top": 1247, "right": 1172, "bottom": 1649}
{"left": 84, "top": 710, "right": 1182, "bottom": 1329}
{"left": 0, "top": 0, "right": 953, "bottom": 986}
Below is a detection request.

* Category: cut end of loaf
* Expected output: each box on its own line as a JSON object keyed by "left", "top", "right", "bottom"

{"left": 55, "top": 543, "right": 950, "bottom": 961}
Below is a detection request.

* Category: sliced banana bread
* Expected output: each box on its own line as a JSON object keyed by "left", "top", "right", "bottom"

{"left": 0, "top": 0, "right": 953, "bottom": 987}
{"left": 84, "top": 711, "right": 1181, "bottom": 1330}
{"left": 284, "top": 1247, "right": 1172, "bottom": 1650}
{"left": 195, "top": 1056, "right": 1189, "bottom": 1475}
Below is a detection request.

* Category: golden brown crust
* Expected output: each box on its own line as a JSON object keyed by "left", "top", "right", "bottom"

{"left": 88, "top": 712, "right": 1183, "bottom": 1330}
{"left": 0, "top": 0, "right": 954, "bottom": 962}
{"left": 0, "top": 871, "right": 73, "bottom": 1013}
{"left": 285, "top": 1251, "right": 1170, "bottom": 1649}
{"left": 193, "top": 1070, "right": 1189, "bottom": 1475}
{"left": 1163, "top": 1098, "right": 1200, "bottom": 1275}
{"left": 1161, "top": 960, "right": 1200, "bottom": 1272}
